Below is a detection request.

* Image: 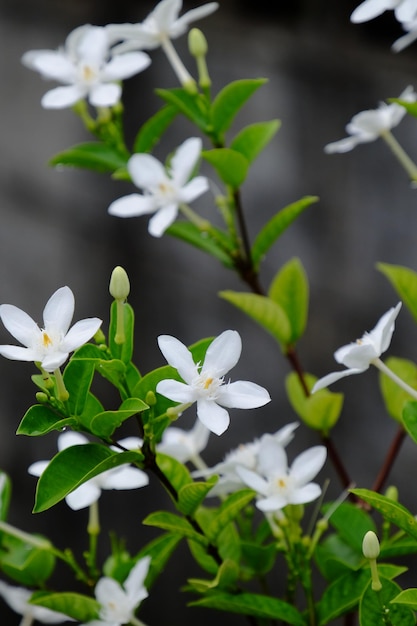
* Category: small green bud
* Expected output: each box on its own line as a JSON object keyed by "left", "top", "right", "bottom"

{"left": 36, "top": 392, "right": 48, "bottom": 403}
{"left": 362, "top": 531, "right": 380, "bottom": 560}
{"left": 189, "top": 28, "right": 208, "bottom": 57}
{"left": 385, "top": 485, "right": 399, "bottom": 502}
{"left": 109, "top": 266, "right": 130, "bottom": 301}
{"left": 145, "top": 390, "right": 157, "bottom": 406}
{"left": 94, "top": 328, "right": 106, "bottom": 345}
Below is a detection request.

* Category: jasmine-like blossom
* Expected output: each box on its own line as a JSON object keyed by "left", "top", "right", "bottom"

{"left": 158, "top": 419, "right": 210, "bottom": 468}
{"left": 324, "top": 86, "right": 416, "bottom": 154}
{"left": 82, "top": 556, "right": 151, "bottom": 626}
{"left": 312, "top": 303, "right": 402, "bottom": 392}
{"left": 351, "top": 0, "right": 417, "bottom": 24}
{"left": 0, "top": 579, "right": 74, "bottom": 624}
{"left": 22, "top": 24, "right": 151, "bottom": 109}
{"left": 236, "top": 438, "right": 327, "bottom": 513}
{"left": 108, "top": 137, "right": 209, "bottom": 237}
{"left": 155, "top": 330, "right": 271, "bottom": 436}
{"left": 0, "top": 286, "right": 102, "bottom": 373}
{"left": 193, "top": 423, "right": 299, "bottom": 495}
{"left": 28, "top": 432, "right": 149, "bottom": 510}
{"left": 106, "top": 0, "right": 218, "bottom": 87}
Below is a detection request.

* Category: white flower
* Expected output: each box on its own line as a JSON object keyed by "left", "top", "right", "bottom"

{"left": 107, "top": 0, "right": 219, "bottom": 52}
{"left": 108, "top": 137, "right": 209, "bottom": 237}
{"left": 0, "top": 286, "right": 102, "bottom": 372}
{"left": 155, "top": 330, "right": 271, "bottom": 436}
{"left": 83, "top": 556, "right": 151, "bottom": 626}
{"left": 28, "top": 432, "right": 149, "bottom": 510}
{"left": 324, "top": 86, "right": 416, "bottom": 153}
{"left": 236, "top": 438, "right": 327, "bottom": 513}
{"left": 0, "top": 580, "right": 73, "bottom": 623}
{"left": 193, "top": 423, "right": 299, "bottom": 495}
{"left": 158, "top": 418, "right": 210, "bottom": 466}
{"left": 22, "top": 24, "right": 151, "bottom": 109}
{"left": 392, "top": 17, "right": 417, "bottom": 50}
{"left": 351, "top": 0, "right": 417, "bottom": 23}
{"left": 312, "top": 302, "right": 402, "bottom": 393}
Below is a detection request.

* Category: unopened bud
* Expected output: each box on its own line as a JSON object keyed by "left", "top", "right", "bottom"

{"left": 189, "top": 28, "right": 208, "bottom": 57}
{"left": 362, "top": 531, "right": 380, "bottom": 560}
{"left": 385, "top": 485, "right": 399, "bottom": 502}
{"left": 109, "top": 266, "right": 130, "bottom": 301}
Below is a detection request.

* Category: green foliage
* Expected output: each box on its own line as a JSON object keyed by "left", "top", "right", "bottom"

{"left": 380, "top": 357, "right": 417, "bottom": 422}
{"left": 210, "top": 78, "right": 268, "bottom": 138}
{"left": 0, "top": 535, "right": 55, "bottom": 586}
{"left": 17, "top": 405, "right": 77, "bottom": 436}
{"left": 133, "top": 104, "right": 178, "bottom": 153}
{"left": 88, "top": 397, "right": 149, "bottom": 438}
{"left": 392, "top": 588, "right": 417, "bottom": 610}
{"left": 377, "top": 262, "right": 417, "bottom": 322}
{"left": 268, "top": 257, "right": 309, "bottom": 345}
{"left": 143, "top": 510, "right": 209, "bottom": 545}
{"left": 49, "top": 142, "right": 128, "bottom": 173}
{"left": 359, "top": 577, "right": 415, "bottom": 626}
{"left": 351, "top": 489, "right": 417, "bottom": 541}
{"left": 202, "top": 148, "right": 249, "bottom": 187}
{"left": 167, "top": 221, "right": 235, "bottom": 268}
{"left": 156, "top": 87, "right": 209, "bottom": 130}
{"left": 402, "top": 400, "right": 417, "bottom": 444}
{"left": 230, "top": 119, "right": 281, "bottom": 163}
{"left": 285, "top": 371, "right": 343, "bottom": 433}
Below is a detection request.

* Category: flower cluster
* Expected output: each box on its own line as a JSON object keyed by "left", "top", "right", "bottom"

{"left": 351, "top": 0, "right": 417, "bottom": 50}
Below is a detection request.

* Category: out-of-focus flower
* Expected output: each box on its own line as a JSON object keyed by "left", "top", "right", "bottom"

{"left": 392, "top": 17, "right": 417, "bottom": 50}
{"left": 108, "top": 137, "right": 209, "bottom": 237}
{"left": 351, "top": 0, "right": 417, "bottom": 24}
{"left": 28, "top": 432, "right": 149, "bottom": 510}
{"left": 0, "top": 580, "right": 74, "bottom": 623}
{"left": 22, "top": 24, "right": 151, "bottom": 109}
{"left": 236, "top": 438, "right": 327, "bottom": 513}
{"left": 0, "top": 286, "right": 102, "bottom": 373}
{"left": 193, "top": 423, "right": 299, "bottom": 495}
{"left": 324, "top": 86, "right": 416, "bottom": 154}
{"left": 156, "top": 330, "right": 271, "bottom": 436}
{"left": 312, "top": 303, "right": 401, "bottom": 392}
{"left": 82, "top": 557, "right": 151, "bottom": 626}
{"left": 158, "top": 419, "right": 210, "bottom": 467}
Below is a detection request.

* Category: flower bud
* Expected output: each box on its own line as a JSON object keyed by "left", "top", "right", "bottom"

{"left": 385, "top": 485, "right": 399, "bottom": 502}
{"left": 109, "top": 266, "right": 130, "bottom": 301}
{"left": 362, "top": 530, "right": 380, "bottom": 560}
{"left": 189, "top": 28, "right": 208, "bottom": 57}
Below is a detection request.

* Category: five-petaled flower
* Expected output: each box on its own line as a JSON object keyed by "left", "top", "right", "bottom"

{"left": 28, "top": 432, "right": 149, "bottom": 510}
{"left": 81, "top": 556, "right": 151, "bottom": 626}
{"left": 0, "top": 286, "right": 102, "bottom": 373}
{"left": 0, "top": 579, "right": 74, "bottom": 623}
{"left": 155, "top": 329, "right": 271, "bottom": 436}
{"left": 351, "top": 0, "right": 417, "bottom": 25}
{"left": 236, "top": 437, "right": 327, "bottom": 513}
{"left": 22, "top": 24, "right": 151, "bottom": 109}
{"left": 312, "top": 302, "right": 402, "bottom": 393}
{"left": 108, "top": 137, "right": 209, "bottom": 237}
{"left": 324, "top": 86, "right": 416, "bottom": 153}
{"left": 107, "top": 0, "right": 218, "bottom": 86}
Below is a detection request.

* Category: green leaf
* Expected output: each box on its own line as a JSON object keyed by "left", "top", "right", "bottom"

{"left": 143, "top": 511, "right": 208, "bottom": 545}
{"left": 317, "top": 568, "right": 372, "bottom": 626}
{"left": 315, "top": 534, "right": 363, "bottom": 580}
{"left": 392, "top": 588, "right": 417, "bottom": 610}
{"left": 402, "top": 401, "right": 417, "bottom": 444}
{"left": 49, "top": 142, "right": 128, "bottom": 173}
{"left": 350, "top": 488, "right": 417, "bottom": 541}
{"left": 211, "top": 78, "right": 268, "bottom": 136}
{"left": 360, "top": 578, "right": 415, "bottom": 626}
{"left": 63, "top": 356, "right": 96, "bottom": 416}
{"left": 323, "top": 502, "right": 377, "bottom": 553}
{"left": 135, "top": 533, "right": 182, "bottom": 589}
{"left": 156, "top": 452, "right": 192, "bottom": 494}
{"left": 0, "top": 472, "right": 11, "bottom": 521}
{"left": 33, "top": 444, "right": 144, "bottom": 512}
{"left": 219, "top": 290, "right": 291, "bottom": 348}
{"left": 377, "top": 262, "right": 417, "bottom": 322}
{"left": 188, "top": 559, "right": 239, "bottom": 593}
{"left": 156, "top": 87, "right": 208, "bottom": 129}
{"left": 230, "top": 120, "right": 280, "bottom": 163}
{"left": 207, "top": 490, "right": 255, "bottom": 543}
{"left": 202, "top": 148, "right": 249, "bottom": 188}
{"left": 191, "top": 591, "right": 304, "bottom": 625}
{"left": 178, "top": 477, "right": 218, "bottom": 516}
{"left": 240, "top": 541, "right": 277, "bottom": 576}
{"left": 16, "top": 404, "right": 77, "bottom": 437}
{"left": 0, "top": 536, "right": 55, "bottom": 586}
{"left": 285, "top": 371, "right": 343, "bottom": 433}
{"left": 167, "top": 221, "right": 234, "bottom": 268}
{"left": 380, "top": 357, "right": 417, "bottom": 422}
{"left": 252, "top": 196, "right": 318, "bottom": 270}
{"left": 268, "top": 258, "right": 309, "bottom": 344}
{"left": 133, "top": 104, "right": 178, "bottom": 153}
{"left": 89, "top": 397, "right": 149, "bottom": 438}
{"left": 30, "top": 591, "right": 99, "bottom": 622}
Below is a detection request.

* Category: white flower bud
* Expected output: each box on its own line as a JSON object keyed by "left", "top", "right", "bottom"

{"left": 109, "top": 266, "right": 130, "bottom": 301}
{"left": 362, "top": 530, "right": 380, "bottom": 560}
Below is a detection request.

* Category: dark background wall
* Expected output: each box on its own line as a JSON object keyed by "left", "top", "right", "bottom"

{"left": 1, "top": 1, "right": 417, "bottom": 624}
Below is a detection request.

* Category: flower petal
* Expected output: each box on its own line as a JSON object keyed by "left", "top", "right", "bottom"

{"left": 196, "top": 398, "right": 230, "bottom": 435}
{"left": 217, "top": 380, "right": 271, "bottom": 409}
{"left": 368, "top": 301, "right": 401, "bottom": 354}
{"left": 65, "top": 482, "right": 101, "bottom": 510}
{"left": 43, "top": 286, "right": 75, "bottom": 335}
{"left": 156, "top": 378, "right": 197, "bottom": 403}
{"left": 311, "top": 367, "right": 365, "bottom": 392}
{"left": 89, "top": 83, "right": 121, "bottom": 107}
{"left": 61, "top": 317, "right": 102, "bottom": 353}
{"left": 108, "top": 193, "right": 157, "bottom": 218}
{"left": 41, "top": 85, "right": 87, "bottom": 108}
{"left": 148, "top": 204, "right": 178, "bottom": 236}
{"left": 124, "top": 556, "right": 151, "bottom": 606}
{"left": 170, "top": 137, "right": 202, "bottom": 185}
{"left": 0, "top": 345, "right": 39, "bottom": 362}
{"left": 256, "top": 493, "right": 288, "bottom": 512}
{"left": 99, "top": 466, "right": 149, "bottom": 490}
{"left": 170, "top": 2, "right": 219, "bottom": 38}
{"left": 202, "top": 329, "right": 241, "bottom": 377}
{"left": 77, "top": 26, "right": 109, "bottom": 65}
{"left": 22, "top": 50, "right": 76, "bottom": 82}
{"left": 28, "top": 460, "right": 49, "bottom": 477}
{"left": 180, "top": 176, "right": 209, "bottom": 203}
{"left": 128, "top": 153, "right": 167, "bottom": 190}
{"left": 0, "top": 304, "right": 39, "bottom": 347}
{"left": 334, "top": 342, "right": 376, "bottom": 369}
{"left": 290, "top": 446, "right": 327, "bottom": 485}
{"left": 257, "top": 439, "right": 288, "bottom": 476}
{"left": 236, "top": 465, "right": 269, "bottom": 496}
{"left": 103, "top": 51, "right": 151, "bottom": 80}
{"left": 288, "top": 483, "right": 322, "bottom": 505}
{"left": 157, "top": 334, "right": 198, "bottom": 382}
{"left": 350, "top": 0, "right": 392, "bottom": 23}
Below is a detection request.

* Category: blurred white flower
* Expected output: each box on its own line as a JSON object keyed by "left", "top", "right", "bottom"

{"left": 0, "top": 580, "right": 74, "bottom": 623}
{"left": 0, "top": 286, "right": 102, "bottom": 373}
{"left": 312, "top": 302, "right": 402, "bottom": 392}
{"left": 236, "top": 438, "right": 327, "bottom": 513}
{"left": 324, "top": 86, "right": 416, "bottom": 153}
{"left": 158, "top": 419, "right": 210, "bottom": 467}
{"left": 82, "top": 556, "right": 151, "bottom": 626}
{"left": 351, "top": 0, "right": 417, "bottom": 24}
{"left": 156, "top": 330, "right": 271, "bottom": 436}
{"left": 392, "top": 17, "right": 417, "bottom": 50}
{"left": 28, "top": 432, "right": 149, "bottom": 510}
{"left": 22, "top": 24, "right": 151, "bottom": 109}
{"left": 193, "top": 423, "right": 299, "bottom": 495}
{"left": 108, "top": 137, "right": 209, "bottom": 237}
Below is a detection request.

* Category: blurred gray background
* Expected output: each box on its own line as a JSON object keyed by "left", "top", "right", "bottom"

{"left": 1, "top": 0, "right": 417, "bottom": 623}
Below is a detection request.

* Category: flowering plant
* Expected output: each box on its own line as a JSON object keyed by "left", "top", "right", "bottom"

{"left": 4, "top": 1, "right": 417, "bottom": 625}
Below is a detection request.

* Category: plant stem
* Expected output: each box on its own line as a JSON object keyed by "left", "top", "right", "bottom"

{"left": 372, "top": 425, "right": 406, "bottom": 493}
{"left": 381, "top": 130, "right": 417, "bottom": 182}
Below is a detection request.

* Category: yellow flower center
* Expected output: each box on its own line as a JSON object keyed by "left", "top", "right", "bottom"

{"left": 42, "top": 331, "right": 52, "bottom": 347}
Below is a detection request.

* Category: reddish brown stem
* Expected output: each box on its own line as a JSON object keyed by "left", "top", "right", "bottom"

{"left": 371, "top": 425, "right": 406, "bottom": 494}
